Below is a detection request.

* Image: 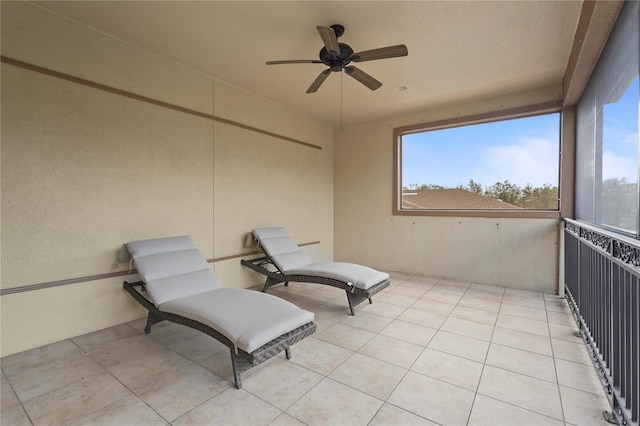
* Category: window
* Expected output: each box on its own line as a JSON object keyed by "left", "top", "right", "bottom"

{"left": 575, "top": 0, "right": 639, "bottom": 238}
{"left": 394, "top": 107, "right": 561, "bottom": 217}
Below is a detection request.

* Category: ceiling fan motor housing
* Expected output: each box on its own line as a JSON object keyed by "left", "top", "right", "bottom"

{"left": 319, "top": 43, "right": 354, "bottom": 71}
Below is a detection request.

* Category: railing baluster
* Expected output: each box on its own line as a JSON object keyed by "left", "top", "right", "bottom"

{"left": 620, "top": 272, "right": 633, "bottom": 409}
{"left": 629, "top": 276, "right": 640, "bottom": 421}
{"left": 564, "top": 218, "right": 639, "bottom": 426}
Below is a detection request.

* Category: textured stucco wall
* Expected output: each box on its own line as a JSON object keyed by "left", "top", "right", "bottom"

{"left": 0, "top": 1, "right": 333, "bottom": 356}
{"left": 334, "top": 88, "right": 562, "bottom": 292}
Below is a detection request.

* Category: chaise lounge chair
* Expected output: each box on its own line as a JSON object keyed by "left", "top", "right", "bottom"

{"left": 120, "top": 235, "right": 316, "bottom": 389}
{"left": 241, "top": 227, "right": 390, "bottom": 315}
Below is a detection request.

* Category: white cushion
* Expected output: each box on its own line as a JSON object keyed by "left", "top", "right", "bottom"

{"left": 160, "top": 288, "right": 314, "bottom": 353}
{"left": 252, "top": 227, "right": 312, "bottom": 271}
{"left": 146, "top": 268, "right": 221, "bottom": 306}
{"left": 252, "top": 227, "right": 388, "bottom": 289}
{"left": 125, "top": 236, "right": 220, "bottom": 306}
{"left": 125, "top": 236, "right": 314, "bottom": 348}
{"left": 252, "top": 227, "right": 289, "bottom": 240}
{"left": 288, "top": 262, "right": 389, "bottom": 290}
{"left": 258, "top": 236, "right": 301, "bottom": 257}
{"left": 127, "top": 236, "right": 196, "bottom": 258}
{"left": 133, "top": 249, "right": 209, "bottom": 282}
{"left": 273, "top": 251, "right": 314, "bottom": 272}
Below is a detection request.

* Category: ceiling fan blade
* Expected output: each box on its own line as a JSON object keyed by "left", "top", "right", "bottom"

{"left": 266, "top": 60, "right": 323, "bottom": 65}
{"left": 344, "top": 66, "right": 382, "bottom": 90}
{"left": 316, "top": 25, "right": 340, "bottom": 54}
{"left": 306, "top": 69, "right": 332, "bottom": 93}
{"left": 351, "top": 44, "right": 408, "bottom": 62}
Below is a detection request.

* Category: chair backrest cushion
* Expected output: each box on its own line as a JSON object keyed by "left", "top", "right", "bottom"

{"left": 125, "top": 236, "right": 221, "bottom": 306}
{"left": 252, "top": 227, "right": 313, "bottom": 272}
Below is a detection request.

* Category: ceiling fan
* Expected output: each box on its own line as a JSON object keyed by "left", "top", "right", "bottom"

{"left": 266, "top": 24, "right": 408, "bottom": 93}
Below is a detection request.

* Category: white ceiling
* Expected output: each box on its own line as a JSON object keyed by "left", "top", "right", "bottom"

{"left": 33, "top": 1, "right": 583, "bottom": 126}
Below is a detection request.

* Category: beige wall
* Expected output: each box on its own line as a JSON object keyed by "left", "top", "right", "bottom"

{"left": 334, "top": 87, "right": 563, "bottom": 292}
{"left": 1, "top": 1, "right": 564, "bottom": 357}
{"left": 0, "top": 2, "right": 333, "bottom": 356}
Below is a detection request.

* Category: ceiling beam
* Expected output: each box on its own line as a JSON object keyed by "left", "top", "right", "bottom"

{"left": 562, "top": 0, "right": 624, "bottom": 106}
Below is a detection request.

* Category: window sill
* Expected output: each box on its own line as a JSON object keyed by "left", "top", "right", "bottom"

{"left": 393, "top": 209, "right": 561, "bottom": 219}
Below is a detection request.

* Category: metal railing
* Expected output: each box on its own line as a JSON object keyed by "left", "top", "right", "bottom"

{"left": 564, "top": 219, "right": 639, "bottom": 426}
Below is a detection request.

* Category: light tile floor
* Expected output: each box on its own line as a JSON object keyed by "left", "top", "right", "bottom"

{"left": 1, "top": 272, "right": 612, "bottom": 425}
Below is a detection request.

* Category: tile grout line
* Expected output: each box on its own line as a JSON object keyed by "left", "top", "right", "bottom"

{"left": 1, "top": 366, "right": 36, "bottom": 426}
{"left": 461, "top": 281, "right": 503, "bottom": 425}
{"left": 73, "top": 324, "right": 193, "bottom": 426}
{"left": 546, "top": 294, "right": 569, "bottom": 425}
{"left": 355, "top": 280, "right": 449, "bottom": 426}
{"left": 51, "top": 337, "right": 176, "bottom": 426}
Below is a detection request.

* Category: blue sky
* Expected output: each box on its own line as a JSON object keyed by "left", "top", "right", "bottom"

{"left": 603, "top": 77, "right": 639, "bottom": 182}
{"left": 402, "top": 113, "right": 561, "bottom": 189}
{"left": 402, "top": 77, "right": 638, "bottom": 189}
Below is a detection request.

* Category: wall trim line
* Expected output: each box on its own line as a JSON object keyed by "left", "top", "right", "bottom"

{"left": 0, "top": 241, "right": 320, "bottom": 296}
{"left": 0, "top": 55, "right": 322, "bottom": 151}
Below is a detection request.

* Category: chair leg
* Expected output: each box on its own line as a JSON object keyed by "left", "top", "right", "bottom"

{"left": 230, "top": 350, "right": 256, "bottom": 390}
{"left": 285, "top": 348, "right": 291, "bottom": 359}
{"left": 262, "top": 276, "right": 284, "bottom": 292}
{"left": 230, "top": 357, "right": 242, "bottom": 389}
{"left": 261, "top": 278, "right": 270, "bottom": 292}
{"left": 144, "top": 312, "right": 163, "bottom": 334}
{"left": 230, "top": 350, "right": 245, "bottom": 389}
{"left": 345, "top": 289, "right": 356, "bottom": 316}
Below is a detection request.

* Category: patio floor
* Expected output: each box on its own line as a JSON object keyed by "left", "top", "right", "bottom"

{"left": 1, "top": 272, "right": 612, "bottom": 425}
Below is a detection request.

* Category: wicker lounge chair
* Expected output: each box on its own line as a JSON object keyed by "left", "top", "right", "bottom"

{"left": 120, "top": 235, "right": 316, "bottom": 389}
{"left": 241, "top": 227, "right": 390, "bottom": 315}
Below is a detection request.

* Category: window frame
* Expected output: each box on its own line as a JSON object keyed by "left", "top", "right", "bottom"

{"left": 393, "top": 101, "right": 570, "bottom": 218}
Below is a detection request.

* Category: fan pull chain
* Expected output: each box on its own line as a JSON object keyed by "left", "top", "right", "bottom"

{"left": 340, "top": 72, "right": 343, "bottom": 129}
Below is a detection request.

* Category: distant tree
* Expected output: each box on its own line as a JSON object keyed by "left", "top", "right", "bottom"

{"left": 521, "top": 183, "right": 558, "bottom": 209}
{"left": 419, "top": 183, "right": 447, "bottom": 190}
{"left": 484, "top": 180, "right": 522, "bottom": 206}
{"left": 466, "top": 179, "right": 484, "bottom": 194}
{"left": 601, "top": 177, "right": 637, "bottom": 230}
{"left": 407, "top": 179, "right": 561, "bottom": 209}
